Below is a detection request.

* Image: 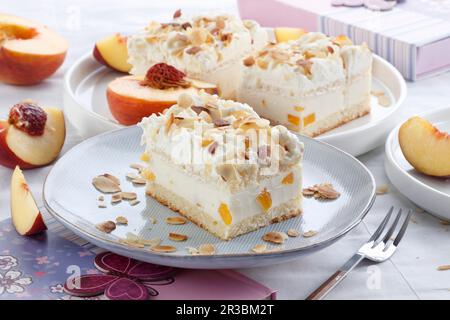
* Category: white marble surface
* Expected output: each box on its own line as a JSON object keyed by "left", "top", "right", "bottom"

{"left": 1, "top": 0, "right": 450, "bottom": 300}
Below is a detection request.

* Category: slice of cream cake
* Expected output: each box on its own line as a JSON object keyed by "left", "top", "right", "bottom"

{"left": 139, "top": 91, "right": 304, "bottom": 240}
{"left": 236, "top": 33, "right": 372, "bottom": 137}
{"left": 127, "top": 11, "right": 267, "bottom": 100}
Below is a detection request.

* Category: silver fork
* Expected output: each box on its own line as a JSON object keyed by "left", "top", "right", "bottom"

{"left": 306, "top": 207, "right": 412, "bottom": 300}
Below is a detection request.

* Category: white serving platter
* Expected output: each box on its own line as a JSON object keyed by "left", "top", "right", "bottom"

{"left": 385, "top": 107, "right": 450, "bottom": 220}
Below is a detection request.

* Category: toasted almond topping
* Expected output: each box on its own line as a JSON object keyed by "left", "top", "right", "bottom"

{"left": 243, "top": 56, "right": 255, "bottom": 67}
{"left": 97, "top": 201, "right": 107, "bottom": 209}
{"left": 92, "top": 176, "right": 121, "bottom": 193}
{"left": 251, "top": 244, "right": 267, "bottom": 253}
{"left": 152, "top": 245, "right": 177, "bottom": 253}
{"left": 169, "top": 232, "right": 188, "bottom": 242}
{"left": 303, "top": 230, "right": 317, "bottom": 238}
{"left": 129, "top": 200, "right": 140, "bottom": 206}
{"left": 115, "top": 216, "right": 128, "bottom": 225}
{"left": 132, "top": 178, "right": 147, "bottom": 185}
{"left": 303, "top": 183, "right": 340, "bottom": 200}
{"left": 140, "top": 237, "right": 161, "bottom": 247}
{"left": 213, "top": 118, "right": 230, "bottom": 127}
{"left": 287, "top": 229, "right": 300, "bottom": 237}
{"left": 97, "top": 195, "right": 104, "bottom": 201}
{"left": 130, "top": 163, "right": 144, "bottom": 171}
{"left": 199, "top": 244, "right": 215, "bottom": 255}
{"left": 111, "top": 193, "right": 122, "bottom": 204}
{"left": 100, "top": 173, "right": 120, "bottom": 185}
{"left": 208, "top": 141, "right": 219, "bottom": 155}
{"left": 190, "top": 27, "right": 208, "bottom": 46}
{"left": 262, "top": 231, "right": 288, "bottom": 244}
{"left": 376, "top": 185, "right": 389, "bottom": 195}
{"left": 166, "top": 216, "right": 187, "bottom": 225}
{"left": 440, "top": 220, "right": 450, "bottom": 226}
{"left": 96, "top": 221, "right": 116, "bottom": 233}
{"left": 216, "top": 17, "right": 226, "bottom": 29}
{"left": 186, "top": 46, "right": 201, "bottom": 55}
{"left": 437, "top": 265, "right": 450, "bottom": 271}
{"left": 119, "top": 239, "right": 145, "bottom": 248}
{"left": 126, "top": 173, "right": 140, "bottom": 180}
{"left": 173, "top": 9, "right": 182, "bottom": 18}
{"left": 120, "top": 192, "right": 137, "bottom": 200}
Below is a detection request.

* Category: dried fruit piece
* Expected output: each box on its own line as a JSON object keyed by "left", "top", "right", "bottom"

{"left": 303, "top": 230, "right": 317, "bottom": 238}
{"left": 141, "top": 168, "right": 156, "bottom": 181}
{"left": 199, "top": 244, "right": 215, "bottom": 255}
{"left": 287, "top": 114, "right": 300, "bottom": 127}
{"left": 303, "top": 113, "right": 316, "bottom": 127}
{"left": 151, "top": 245, "right": 177, "bottom": 253}
{"left": 243, "top": 56, "right": 255, "bottom": 67}
{"left": 166, "top": 216, "right": 187, "bottom": 225}
{"left": 282, "top": 172, "right": 294, "bottom": 185}
{"left": 294, "top": 106, "right": 304, "bottom": 112}
{"left": 218, "top": 203, "right": 232, "bottom": 225}
{"left": 115, "top": 216, "right": 128, "bottom": 225}
{"left": 262, "top": 231, "right": 288, "bottom": 244}
{"left": 8, "top": 102, "right": 47, "bottom": 136}
{"left": 257, "top": 58, "right": 268, "bottom": 69}
{"left": 140, "top": 152, "right": 150, "bottom": 162}
{"left": 201, "top": 138, "right": 214, "bottom": 147}
{"left": 251, "top": 244, "right": 267, "bottom": 253}
{"left": 287, "top": 229, "right": 300, "bottom": 237}
{"left": 142, "top": 63, "right": 189, "bottom": 89}
{"left": 169, "top": 232, "right": 188, "bottom": 242}
{"left": 333, "top": 34, "right": 352, "bottom": 46}
{"left": 120, "top": 192, "right": 137, "bottom": 200}
{"left": 257, "top": 189, "right": 272, "bottom": 212}
{"left": 92, "top": 176, "right": 121, "bottom": 193}
{"left": 96, "top": 221, "right": 116, "bottom": 233}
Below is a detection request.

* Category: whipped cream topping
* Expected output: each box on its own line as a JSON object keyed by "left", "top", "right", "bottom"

{"left": 128, "top": 14, "right": 268, "bottom": 77}
{"left": 139, "top": 91, "right": 303, "bottom": 190}
{"left": 241, "top": 32, "right": 371, "bottom": 94}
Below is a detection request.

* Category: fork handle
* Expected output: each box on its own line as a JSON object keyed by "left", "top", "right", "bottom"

{"left": 306, "top": 253, "right": 365, "bottom": 300}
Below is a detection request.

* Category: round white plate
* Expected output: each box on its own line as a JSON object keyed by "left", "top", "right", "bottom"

{"left": 385, "top": 107, "right": 450, "bottom": 220}
{"left": 43, "top": 126, "right": 375, "bottom": 269}
{"left": 64, "top": 51, "right": 405, "bottom": 157}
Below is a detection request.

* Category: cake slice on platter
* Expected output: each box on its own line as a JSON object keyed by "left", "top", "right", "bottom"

{"left": 127, "top": 11, "right": 267, "bottom": 99}
{"left": 237, "top": 33, "right": 372, "bottom": 137}
{"left": 139, "top": 91, "right": 304, "bottom": 240}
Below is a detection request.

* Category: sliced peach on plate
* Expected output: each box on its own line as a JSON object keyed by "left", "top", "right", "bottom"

{"left": 107, "top": 63, "right": 216, "bottom": 125}
{"left": 0, "top": 13, "right": 68, "bottom": 85}
{"left": 0, "top": 101, "right": 66, "bottom": 169}
{"left": 399, "top": 116, "right": 450, "bottom": 177}
{"left": 93, "top": 33, "right": 131, "bottom": 73}
{"left": 275, "top": 27, "right": 306, "bottom": 43}
{"left": 11, "top": 166, "right": 47, "bottom": 236}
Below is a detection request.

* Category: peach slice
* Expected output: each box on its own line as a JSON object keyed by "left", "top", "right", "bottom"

{"left": 275, "top": 27, "right": 306, "bottom": 43}
{"left": 0, "top": 13, "right": 68, "bottom": 85}
{"left": 107, "top": 75, "right": 216, "bottom": 125}
{"left": 399, "top": 116, "right": 450, "bottom": 177}
{"left": 0, "top": 102, "right": 66, "bottom": 169}
{"left": 11, "top": 166, "right": 47, "bottom": 236}
{"left": 93, "top": 33, "right": 131, "bottom": 73}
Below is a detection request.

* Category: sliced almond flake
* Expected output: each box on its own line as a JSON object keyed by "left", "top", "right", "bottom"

{"left": 303, "top": 230, "right": 318, "bottom": 238}
{"left": 115, "top": 216, "right": 128, "bottom": 225}
{"left": 95, "top": 221, "right": 116, "bottom": 233}
{"left": 437, "top": 265, "right": 450, "bottom": 271}
{"left": 100, "top": 173, "right": 120, "bottom": 185}
{"left": 262, "top": 231, "right": 288, "bottom": 244}
{"left": 126, "top": 173, "right": 140, "bottom": 180}
{"left": 199, "top": 244, "right": 215, "bottom": 255}
{"left": 371, "top": 90, "right": 385, "bottom": 97}
{"left": 111, "top": 193, "right": 122, "bottom": 204}
{"left": 97, "top": 201, "right": 107, "bottom": 209}
{"left": 132, "top": 178, "right": 147, "bottom": 185}
{"left": 169, "top": 232, "right": 188, "bottom": 242}
{"left": 377, "top": 95, "right": 391, "bottom": 107}
{"left": 118, "top": 239, "right": 145, "bottom": 248}
{"left": 186, "top": 247, "right": 199, "bottom": 255}
{"left": 303, "top": 183, "right": 340, "bottom": 200}
{"left": 97, "top": 195, "right": 104, "bottom": 201}
{"left": 166, "top": 216, "right": 187, "bottom": 225}
{"left": 440, "top": 220, "right": 450, "bottom": 226}
{"left": 139, "top": 237, "right": 161, "bottom": 247}
{"left": 130, "top": 163, "right": 144, "bottom": 171}
{"left": 251, "top": 244, "right": 267, "bottom": 253}
{"left": 120, "top": 192, "right": 137, "bottom": 200}
{"left": 151, "top": 245, "right": 177, "bottom": 253}
{"left": 92, "top": 176, "right": 121, "bottom": 193}
{"left": 129, "top": 199, "right": 140, "bottom": 206}
{"left": 376, "top": 185, "right": 389, "bottom": 195}
{"left": 287, "top": 229, "right": 300, "bottom": 237}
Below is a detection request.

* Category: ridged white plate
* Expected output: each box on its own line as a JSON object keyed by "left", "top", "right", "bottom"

{"left": 385, "top": 107, "right": 450, "bottom": 220}
{"left": 44, "top": 126, "right": 375, "bottom": 269}
{"left": 63, "top": 31, "right": 406, "bottom": 157}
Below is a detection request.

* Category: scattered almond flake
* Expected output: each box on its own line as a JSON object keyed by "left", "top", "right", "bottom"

{"left": 139, "top": 237, "right": 161, "bottom": 247}
{"left": 118, "top": 238, "right": 145, "bottom": 248}
{"left": 371, "top": 90, "right": 385, "bottom": 97}
{"left": 186, "top": 247, "right": 199, "bottom": 255}
{"left": 213, "top": 118, "right": 230, "bottom": 127}
{"left": 97, "top": 195, "right": 104, "bottom": 201}
{"left": 129, "top": 199, "right": 140, "bottom": 206}
{"left": 440, "top": 220, "right": 450, "bottom": 226}
{"left": 377, "top": 95, "right": 391, "bottom": 107}
{"left": 126, "top": 173, "right": 140, "bottom": 180}
{"left": 303, "top": 230, "right": 318, "bottom": 238}
{"left": 251, "top": 244, "right": 267, "bottom": 253}
{"left": 130, "top": 163, "right": 144, "bottom": 171}
{"left": 115, "top": 216, "right": 128, "bottom": 225}
{"left": 165, "top": 113, "right": 174, "bottom": 134}
{"left": 120, "top": 192, "right": 137, "bottom": 200}
{"left": 111, "top": 193, "right": 122, "bottom": 204}
{"left": 199, "top": 244, "right": 215, "bottom": 255}
{"left": 92, "top": 176, "right": 121, "bottom": 193}
{"left": 265, "top": 246, "right": 284, "bottom": 253}
{"left": 95, "top": 221, "right": 116, "bottom": 233}
{"left": 132, "top": 178, "right": 147, "bottom": 185}
{"left": 287, "top": 229, "right": 300, "bottom": 237}
{"left": 97, "top": 201, "right": 107, "bottom": 208}
{"left": 376, "top": 185, "right": 389, "bottom": 195}
{"left": 166, "top": 216, "right": 187, "bottom": 225}
{"left": 303, "top": 183, "right": 340, "bottom": 200}
{"left": 151, "top": 245, "right": 177, "bottom": 253}
{"left": 262, "top": 231, "right": 288, "bottom": 244}
{"left": 169, "top": 232, "right": 188, "bottom": 242}
{"left": 437, "top": 265, "right": 450, "bottom": 271}
{"left": 186, "top": 46, "right": 201, "bottom": 55}
{"left": 100, "top": 173, "right": 120, "bottom": 185}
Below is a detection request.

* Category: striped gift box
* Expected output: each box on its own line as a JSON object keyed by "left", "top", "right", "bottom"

{"left": 238, "top": 0, "right": 450, "bottom": 80}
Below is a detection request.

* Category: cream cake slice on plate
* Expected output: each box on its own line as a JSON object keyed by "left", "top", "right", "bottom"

{"left": 139, "top": 91, "right": 304, "bottom": 240}
{"left": 127, "top": 11, "right": 267, "bottom": 99}
{"left": 236, "top": 33, "right": 372, "bottom": 137}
